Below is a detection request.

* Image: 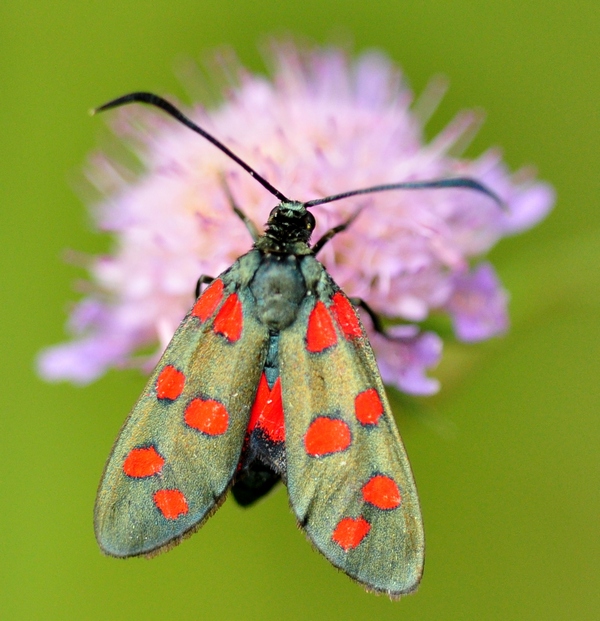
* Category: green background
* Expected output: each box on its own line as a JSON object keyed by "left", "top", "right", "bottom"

{"left": 2, "top": 1, "right": 598, "bottom": 619}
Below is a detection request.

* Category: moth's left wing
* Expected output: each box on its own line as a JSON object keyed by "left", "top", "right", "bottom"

{"left": 280, "top": 279, "right": 424, "bottom": 597}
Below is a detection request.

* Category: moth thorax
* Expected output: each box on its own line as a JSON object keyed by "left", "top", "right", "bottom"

{"left": 250, "top": 255, "right": 307, "bottom": 331}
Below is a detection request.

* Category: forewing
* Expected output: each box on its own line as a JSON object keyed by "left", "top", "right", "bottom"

{"left": 280, "top": 283, "right": 424, "bottom": 597}
{"left": 95, "top": 266, "right": 268, "bottom": 557}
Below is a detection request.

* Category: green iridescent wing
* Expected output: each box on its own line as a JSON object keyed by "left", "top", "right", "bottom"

{"left": 280, "top": 283, "right": 424, "bottom": 597}
{"left": 95, "top": 262, "right": 269, "bottom": 557}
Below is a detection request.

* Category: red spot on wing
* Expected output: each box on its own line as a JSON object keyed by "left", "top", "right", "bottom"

{"left": 332, "top": 517, "right": 371, "bottom": 551}
{"left": 355, "top": 388, "right": 384, "bottom": 426}
{"left": 156, "top": 365, "right": 185, "bottom": 401}
{"left": 192, "top": 278, "right": 224, "bottom": 322}
{"left": 122, "top": 446, "right": 165, "bottom": 478}
{"left": 330, "top": 292, "right": 362, "bottom": 339}
{"left": 213, "top": 293, "right": 243, "bottom": 342}
{"left": 248, "top": 373, "right": 270, "bottom": 433}
{"left": 306, "top": 301, "right": 337, "bottom": 353}
{"left": 248, "top": 373, "right": 285, "bottom": 442}
{"left": 185, "top": 398, "right": 229, "bottom": 436}
{"left": 153, "top": 489, "right": 189, "bottom": 520}
{"left": 362, "top": 475, "right": 402, "bottom": 510}
{"left": 304, "top": 417, "right": 351, "bottom": 457}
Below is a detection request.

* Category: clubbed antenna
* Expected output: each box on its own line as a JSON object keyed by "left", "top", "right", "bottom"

{"left": 304, "top": 178, "right": 504, "bottom": 209}
{"left": 93, "top": 92, "right": 504, "bottom": 209}
{"left": 93, "top": 92, "right": 291, "bottom": 203}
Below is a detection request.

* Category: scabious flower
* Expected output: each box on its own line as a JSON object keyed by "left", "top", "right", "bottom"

{"left": 38, "top": 42, "right": 554, "bottom": 393}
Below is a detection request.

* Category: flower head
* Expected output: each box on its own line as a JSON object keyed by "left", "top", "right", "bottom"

{"left": 38, "top": 43, "right": 553, "bottom": 393}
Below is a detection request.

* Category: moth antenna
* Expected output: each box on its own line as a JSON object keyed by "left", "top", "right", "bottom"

{"left": 303, "top": 177, "right": 505, "bottom": 209}
{"left": 92, "top": 92, "right": 291, "bottom": 203}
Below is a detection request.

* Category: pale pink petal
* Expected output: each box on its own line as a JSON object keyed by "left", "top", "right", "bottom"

{"left": 446, "top": 263, "right": 509, "bottom": 341}
{"left": 370, "top": 325, "right": 442, "bottom": 395}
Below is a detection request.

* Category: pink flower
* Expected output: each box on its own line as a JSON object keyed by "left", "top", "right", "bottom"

{"left": 37, "top": 43, "right": 554, "bottom": 393}
{"left": 446, "top": 262, "right": 509, "bottom": 342}
{"left": 370, "top": 326, "right": 443, "bottom": 396}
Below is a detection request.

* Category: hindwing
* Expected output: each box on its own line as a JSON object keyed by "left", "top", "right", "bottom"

{"left": 280, "top": 272, "right": 424, "bottom": 597}
{"left": 95, "top": 256, "right": 269, "bottom": 557}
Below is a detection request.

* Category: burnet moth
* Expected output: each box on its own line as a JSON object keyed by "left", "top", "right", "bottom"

{"left": 93, "top": 92, "right": 501, "bottom": 598}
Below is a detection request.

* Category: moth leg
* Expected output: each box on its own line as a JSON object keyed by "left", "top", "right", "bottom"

{"left": 348, "top": 296, "right": 388, "bottom": 336}
{"left": 311, "top": 209, "right": 362, "bottom": 256}
{"left": 195, "top": 274, "right": 214, "bottom": 299}
{"left": 350, "top": 297, "right": 418, "bottom": 344}
{"left": 223, "top": 181, "right": 260, "bottom": 241}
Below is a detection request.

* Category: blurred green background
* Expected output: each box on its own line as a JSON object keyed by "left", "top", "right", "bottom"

{"left": 2, "top": 1, "right": 598, "bottom": 619}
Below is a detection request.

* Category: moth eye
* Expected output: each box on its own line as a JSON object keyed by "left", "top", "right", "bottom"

{"left": 305, "top": 211, "right": 316, "bottom": 230}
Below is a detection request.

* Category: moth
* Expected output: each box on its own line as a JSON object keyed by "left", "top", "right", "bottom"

{"left": 94, "top": 92, "right": 500, "bottom": 598}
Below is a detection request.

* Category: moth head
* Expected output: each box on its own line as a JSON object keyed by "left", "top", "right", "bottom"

{"left": 265, "top": 202, "right": 316, "bottom": 244}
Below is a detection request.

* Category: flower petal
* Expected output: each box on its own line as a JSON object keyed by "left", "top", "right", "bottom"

{"left": 370, "top": 325, "right": 442, "bottom": 396}
{"left": 446, "top": 263, "right": 509, "bottom": 342}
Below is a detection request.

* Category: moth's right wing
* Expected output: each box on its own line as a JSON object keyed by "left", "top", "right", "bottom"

{"left": 95, "top": 272, "right": 269, "bottom": 557}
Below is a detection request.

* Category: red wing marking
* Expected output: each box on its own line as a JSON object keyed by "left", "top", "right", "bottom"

{"left": 153, "top": 489, "right": 189, "bottom": 520}
{"left": 362, "top": 475, "right": 402, "bottom": 510}
{"left": 184, "top": 398, "right": 229, "bottom": 436}
{"left": 213, "top": 293, "right": 243, "bottom": 342}
{"left": 248, "top": 373, "right": 285, "bottom": 442}
{"left": 332, "top": 517, "right": 371, "bottom": 551}
{"left": 155, "top": 365, "right": 185, "bottom": 401}
{"left": 330, "top": 292, "right": 362, "bottom": 339}
{"left": 122, "top": 446, "right": 165, "bottom": 478}
{"left": 304, "top": 417, "right": 352, "bottom": 457}
{"left": 192, "top": 278, "right": 224, "bottom": 322}
{"left": 354, "top": 388, "right": 384, "bottom": 426}
{"left": 306, "top": 301, "right": 338, "bottom": 353}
